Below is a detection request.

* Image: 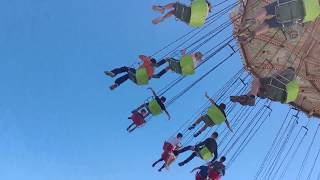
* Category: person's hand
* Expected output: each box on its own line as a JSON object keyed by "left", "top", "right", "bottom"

{"left": 205, "top": 92, "right": 209, "bottom": 98}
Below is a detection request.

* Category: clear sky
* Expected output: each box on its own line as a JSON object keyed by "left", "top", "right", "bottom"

{"left": 1, "top": 0, "right": 320, "bottom": 180}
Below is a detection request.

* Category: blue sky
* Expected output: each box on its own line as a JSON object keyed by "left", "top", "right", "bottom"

{"left": 1, "top": 0, "right": 320, "bottom": 180}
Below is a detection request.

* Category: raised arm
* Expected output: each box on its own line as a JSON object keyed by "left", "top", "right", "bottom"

{"left": 164, "top": 110, "right": 171, "bottom": 120}
{"left": 205, "top": 92, "right": 216, "bottom": 105}
{"left": 225, "top": 119, "right": 233, "bottom": 133}
{"left": 147, "top": 87, "right": 157, "bottom": 97}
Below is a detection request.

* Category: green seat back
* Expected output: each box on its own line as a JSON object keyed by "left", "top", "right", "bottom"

{"left": 180, "top": 56, "right": 195, "bottom": 76}
{"left": 198, "top": 147, "right": 214, "bottom": 161}
{"left": 148, "top": 100, "right": 163, "bottom": 116}
{"left": 135, "top": 68, "right": 149, "bottom": 85}
{"left": 303, "top": 0, "right": 320, "bottom": 22}
{"left": 285, "top": 80, "right": 299, "bottom": 103}
{"left": 189, "top": 0, "right": 209, "bottom": 28}
{"left": 207, "top": 104, "right": 226, "bottom": 125}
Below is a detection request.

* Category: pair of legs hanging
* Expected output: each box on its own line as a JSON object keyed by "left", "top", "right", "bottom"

{"left": 153, "top": 58, "right": 179, "bottom": 78}
{"left": 152, "top": 150, "right": 178, "bottom": 172}
{"left": 152, "top": 3, "right": 191, "bottom": 25}
{"left": 105, "top": 66, "right": 136, "bottom": 90}
{"left": 176, "top": 146, "right": 199, "bottom": 166}
{"left": 188, "top": 115, "right": 214, "bottom": 137}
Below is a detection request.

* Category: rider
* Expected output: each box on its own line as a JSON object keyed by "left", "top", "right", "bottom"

{"left": 105, "top": 55, "right": 157, "bottom": 90}
{"left": 152, "top": 49, "right": 203, "bottom": 78}
{"left": 208, "top": 156, "right": 226, "bottom": 180}
{"left": 152, "top": 133, "right": 183, "bottom": 171}
{"left": 152, "top": 1, "right": 212, "bottom": 25}
{"left": 188, "top": 92, "right": 233, "bottom": 137}
{"left": 176, "top": 132, "right": 219, "bottom": 166}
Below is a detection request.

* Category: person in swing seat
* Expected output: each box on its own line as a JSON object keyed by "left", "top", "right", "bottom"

{"left": 152, "top": 1, "right": 212, "bottom": 25}
{"left": 188, "top": 92, "right": 233, "bottom": 137}
{"left": 152, "top": 49, "right": 203, "bottom": 78}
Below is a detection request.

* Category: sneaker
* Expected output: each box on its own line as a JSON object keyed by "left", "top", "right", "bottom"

{"left": 188, "top": 124, "right": 196, "bottom": 130}
{"left": 178, "top": 162, "right": 185, "bottom": 167}
{"left": 152, "top": 162, "right": 157, "bottom": 167}
{"left": 248, "top": 95, "right": 256, "bottom": 106}
{"left": 152, "top": 18, "right": 163, "bottom": 25}
{"left": 104, "top": 71, "right": 115, "bottom": 77}
{"left": 109, "top": 84, "right": 118, "bottom": 90}
{"left": 193, "top": 131, "right": 201, "bottom": 137}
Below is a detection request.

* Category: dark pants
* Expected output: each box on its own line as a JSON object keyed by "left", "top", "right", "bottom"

{"left": 153, "top": 58, "right": 179, "bottom": 78}
{"left": 111, "top": 66, "right": 136, "bottom": 85}
{"left": 177, "top": 146, "right": 198, "bottom": 164}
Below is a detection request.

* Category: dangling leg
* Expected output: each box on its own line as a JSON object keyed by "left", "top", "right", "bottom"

{"left": 178, "top": 152, "right": 197, "bottom": 166}
{"left": 152, "top": 66, "right": 170, "bottom": 78}
{"left": 152, "top": 158, "right": 164, "bottom": 167}
{"left": 126, "top": 123, "right": 135, "bottom": 131}
{"left": 105, "top": 66, "right": 130, "bottom": 78}
{"left": 152, "top": 10, "right": 175, "bottom": 25}
{"left": 158, "top": 163, "right": 166, "bottom": 172}
{"left": 110, "top": 74, "right": 129, "bottom": 90}
{"left": 175, "top": 145, "right": 193, "bottom": 155}
{"left": 128, "top": 125, "right": 137, "bottom": 133}
{"left": 194, "top": 123, "right": 210, "bottom": 137}
{"left": 152, "top": 3, "right": 176, "bottom": 13}
{"left": 188, "top": 115, "right": 205, "bottom": 130}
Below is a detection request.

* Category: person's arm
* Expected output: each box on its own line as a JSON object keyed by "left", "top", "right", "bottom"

{"left": 205, "top": 92, "right": 216, "bottom": 105}
{"left": 222, "top": 167, "right": 226, "bottom": 176}
{"left": 147, "top": 87, "right": 157, "bottom": 97}
{"left": 225, "top": 119, "right": 233, "bottom": 132}
{"left": 164, "top": 110, "right": 171, "bottom": 120}
{"left": 195, "top": 139, "right": 208, "bottom": 149}
{"left": 190, "top": 166, "right": 201, "bottom": 173}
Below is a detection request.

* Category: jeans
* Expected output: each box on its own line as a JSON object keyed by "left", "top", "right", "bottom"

{"left": 111, "top": 66, "right": 136, "bottom": 85}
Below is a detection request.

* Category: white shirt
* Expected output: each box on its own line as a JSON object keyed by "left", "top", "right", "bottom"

{"left": 167, "top": 137, "right": 182, "bottom": 147}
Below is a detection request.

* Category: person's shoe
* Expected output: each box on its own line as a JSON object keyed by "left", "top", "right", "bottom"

{"left": 152, "top": 162, "right": 157, "bottom": 167}
{"left": 178, "top": 162, "right": 185, "bottom": 166}
{"left": 193, "top": 131, "right": 201, "bottom": 137}
{"left": 104, "top": 71, "right": 115, "bottom": 77}
{"left": 188, "top": 124, "right": 196, "bottom": 130}
{"left": 152, "top": 5, "right": 164, "bottom": 14}
{"left": 158, "top": 168, "right": 162, "bottom": 172}
{"left": 152, "top": 18, "right": 163, "bottom": 25}
{"left": 109, "top": 84, "right": 118, "bottom": 90}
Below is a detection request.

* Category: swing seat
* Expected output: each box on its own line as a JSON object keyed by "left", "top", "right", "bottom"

{"left": 285, "top": 80, "right": 299, "bottom": 103}
{"left": 198, "top": 146, "right": 214, "bottom": 161}
{"left": 148, "top": 100, "right": 163, "bottom": 116}
{"left": 180, "top": 56, "right": 195, "bottom": 75}
{"left": 303, "top": 0, "right": 320, "bottom": 22}
{"left": 189, "top": 0, "right": 209, "bottom": 28}
{"left": 131, "top": 112, "right": 146, "bottom": 126}
{"left": 135, "top": 68, "right": 149, "bottom": 85}
{"left": 207, "top": 105, "right": 226, "bottom": 125}
{"left": 275, "top": 0, "right": 305, "bottom": 24}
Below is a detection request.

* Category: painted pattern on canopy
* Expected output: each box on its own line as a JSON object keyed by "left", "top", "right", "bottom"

{"left": 231, "top": 0, "right": 320, "bottom": 117}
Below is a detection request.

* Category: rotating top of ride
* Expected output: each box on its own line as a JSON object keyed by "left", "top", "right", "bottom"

{"left": 231, "top": 0, "right": 320, "bottom": 117}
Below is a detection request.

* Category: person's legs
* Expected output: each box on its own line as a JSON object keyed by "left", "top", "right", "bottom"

{"left": 158, "top": 163, "right": 166, "bottom": 172}
{"left": 128, "top": 125, "right": 137, "bottom": 133}
{"left": 152, "top": 158, "right": 164, "bottom": 167}
{"left": 194, "top": 123, "right": 210, "bottom": 137}
{"left": 152, "top": 10, "right": 175, "bottom": 24}
{"left": 106, "top": 67, "right": 130, "bottom": 77}
{"left": 126, "top": 123, "right": 135, "bottom": 131}
{"left": 152, "top": 67, "right": 170, "bottom": 78}
{"left": 178, "top": 152, "right": 197, "bottom": 166}
{"left": 189, "top": 115, "right": 205, "bottom": 130}
{"left": 176, "top": 145, "right": 193, "bottom": 155}
{"left": 152, "top": 3, "right": 175, "bottom": 13}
